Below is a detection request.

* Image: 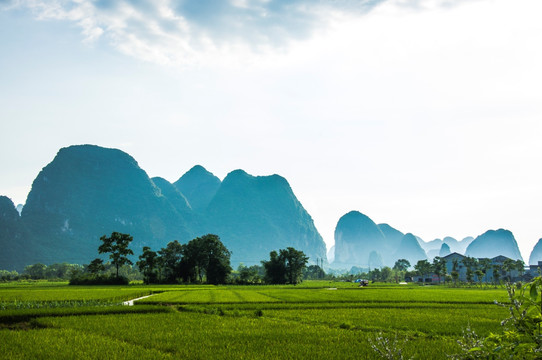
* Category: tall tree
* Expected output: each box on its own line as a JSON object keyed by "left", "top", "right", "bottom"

{"left": 370, "top": 268, "right": 382, "bottom": 282}
{"left": 262, "top": 247, "right": 309, "bottom": 285}
{"left": 282, "top": 247, "right": 309, "bottom": 285}
{"left": 432, "top": 257, "right": 447, "bottom": 284}
{"left": 23, "top": 263, "right": 47, "bottom": 279}
{"left": 262, "top": 250, "right": 287, "bottom": 284}
{"left": 238, "top": 264, "right": 264, "bottom": 284}
{"left": 304, "top": 265, "right": 325, "bottom": 280}
{"left": 493, "top": 264, "right": 502, "bottom": 286}
{"left": 380, "top": 266, "right": 393, "bottom": 282}
{"left": 201, "top": 234, "right": 232, "bottom": 284}
{"left": 462, "top": 256, "right": 478, "bottom": 285}
{"left": 137, "top": 246, "right": 159, "bottom": 284}
{"left": 87, "top": 258, "right": 105, "bottom": 275}
{"left": 98, "top": 232, "right": 134, "bottom": 278}
{"left": 475, "top": 269, "right": 484, "bottom": 287}
{"left": 451, "top": 259, "right": 460, "bottom": 286}
{"left": 502, "top": 258, "right": 516, "bottom": 282}
{"left": 181, "top": 234, "right": 232, "bottom": 284}
{"left": 393, "top": 259, "right": 411, "bottom": 272}
{"left": 158, "top": 240, "right": 184, "bottom": 283}
{"left": 479, "top": 258, "right": 492, "bottom": 284}
{"left": 414, "top": 260, "right": 432, "bottom": 285}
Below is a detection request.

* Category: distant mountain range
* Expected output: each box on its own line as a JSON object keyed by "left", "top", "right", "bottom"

{"left": 1, "top": 144, "right": 539, "bottom": 272}
{"left": 331, "top": 210, "right": 526, "bottom": 269}
{"left": 0, "top": 145, "right": 326, "bottom": 271}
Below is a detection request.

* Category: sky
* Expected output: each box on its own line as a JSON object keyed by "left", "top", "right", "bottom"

{"left": 1, "top": 0, "right": 541, "bottom": 263}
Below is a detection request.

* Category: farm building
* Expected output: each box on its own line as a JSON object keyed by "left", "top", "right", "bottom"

{"left": 528, "top": 261, "right": 542, "bottom": 278}
{"left": 411, "top": 253, "right": 523, "bottom": 283}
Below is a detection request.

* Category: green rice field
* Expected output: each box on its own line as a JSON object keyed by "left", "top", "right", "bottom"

{"left": 0, "top": 281, "right": 511, "bottom": 359}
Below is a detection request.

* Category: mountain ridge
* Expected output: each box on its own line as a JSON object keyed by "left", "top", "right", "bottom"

{"left": 0, "top": 145, "right": 328, "bottom": 271}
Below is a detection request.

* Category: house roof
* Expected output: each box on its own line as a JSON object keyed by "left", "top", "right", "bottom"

{"left": 440, "top": 253, "right": 514, "bottom": 263}
{"left": 441, "top": 252, "right": 465, "bottom": 260}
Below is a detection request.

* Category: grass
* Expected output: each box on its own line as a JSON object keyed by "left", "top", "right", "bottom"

{"left": 0, "top": 281, "right": 511, "bottom": 359}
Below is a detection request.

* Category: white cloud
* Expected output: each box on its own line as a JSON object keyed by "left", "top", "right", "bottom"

{"left": 1, "top": 0, "right": 391, "bottom": 66}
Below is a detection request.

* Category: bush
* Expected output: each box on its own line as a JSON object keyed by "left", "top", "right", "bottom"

{"left": 450, "top": 277, "right": 542, "bottom": 359}
{"left": 69, "top": 274, "right": 129, "bottom": 285}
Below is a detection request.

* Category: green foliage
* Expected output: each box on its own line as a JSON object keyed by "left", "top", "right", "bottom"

{"left": 282, "top": 247, "right": 309, "bottom": 285}
{"left": 414, "top": 260, "right": 432, "bottom": 284}
{"left": 236, "top": 264, "right": 264, "bottom": 284}
{"left": 380, "top": 267, "right": 393, "bottom": 282}
{"left": 182, "top": 234, "right": 232, "bottom": 284}
{"left": 432, "top": 256, "right": 447, "bottom": 284}
{"left": 451, "top": 271, "right": 460, "bottom": 286}
{"left": 262, "top": 247, "right": 308, "bottom": 285}
{"left": 158, "top": 240, "right": 183, "bottom": 283}
{"left": 87, "top": 258, "right": 105, "bottom": 275}
{"left": 23, "top": 263, "right": 47, "bottom": 280}
{"left": 18, "top": 263, "right": 83, "bottom": 281}
{"left": 474, "top": 269, "right": 484, "bottom": 286}
{"left": 139, "top": 234, "right": 231, "bottom": 285}
{"left": 393, "top": 259, "right": 410, "bottom": 272}
{"left": 137, "top": 246, "right": 159, "bottom": 284}
{"left": 0, "top": 270, "right": 19, "bottom": 282}
{"left": 98, "top": 232, "right": 134, "bottom": 278}
{"left": 69, "top": 274, "right": 129, "bottom": 286}
{"left": 262, "top": 250, "right": 287, "bottom": 284}
{"left": 492, "top": 265, "right": 502, "bottom": 286}
{"left": 451, "top": 277, "right": 542, "bottom": 359}
{"left": 304, "top": 265, "right": 325, "bottom": 280}
{"left": 478, "top": 258, "right": 492, "bottom": 283}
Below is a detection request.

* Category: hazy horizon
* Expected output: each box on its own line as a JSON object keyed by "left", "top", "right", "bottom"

{"left": 1, "top": 0, "right": 541, "bottom": 263}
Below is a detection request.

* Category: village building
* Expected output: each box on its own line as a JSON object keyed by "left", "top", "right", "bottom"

{"left": 411, "top": 252, "right": 523, "bottom": 283}
{"left": 528, "top": 261, "right": 542, "bottom": 279}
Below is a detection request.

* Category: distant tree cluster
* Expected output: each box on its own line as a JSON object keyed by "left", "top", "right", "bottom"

{"left": 0, "top": 270, "right": 20, "bottom": 282}
{"left": 24, "top": 263, "right": 84, "bottom": 280}
{"left": 229, "top": 250, "right": 317, "bottom": 285}
{"left": 304, "top": 264, "right": 326, "bottom": 280}
{"left": 0, "top": 263, "right": 141, "bottom": 283}
{"left": 70, "top": 232, "right": 139, "bottom": 285}
{"left": 231, "top": 264, "right": 265, "bottom": 284}
{"left": 138, "top": 239, "right": 312, "bottom": 285}
{"left": 332, "top": 259, "right": 412, "bottom": 283}
{"left": 3, "top": 230, "right": 314, "bottom": 286}
{"left": 0, "top": 263, "right": 84, "bottom": 282}
{"left": 136, "top": 234, "right": 232, "bottom": 285}
{"left": 261, "top": 247, "right": 309, "bottom": 285}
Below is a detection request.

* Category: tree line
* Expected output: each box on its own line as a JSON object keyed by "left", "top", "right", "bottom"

{"left": 411, "top": 256, "right": 525, "bottom": 286}
{"left": 332, "top": 256, "right": 526, "bottom": 286}
{"left": 65, "top": 232, "right": 311, "bottom": 285}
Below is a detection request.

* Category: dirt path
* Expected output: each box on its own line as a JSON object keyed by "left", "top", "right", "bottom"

{"left": 122, "top": 294, "right": 156, "bottom": 306}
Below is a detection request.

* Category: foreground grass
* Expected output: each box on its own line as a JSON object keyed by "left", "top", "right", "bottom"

{"left": 0, "top": 281, "right": 510, "bottom": 359}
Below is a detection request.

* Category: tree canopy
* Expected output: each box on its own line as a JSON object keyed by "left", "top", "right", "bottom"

{"left": 393, "top": 259, "right": 410, "bottom": 272}
{"left": 136, "top": 246, "right": 159, "bottom": 284}
{"left": 98, "top": 232, "right": 134, "bottom": 278}
{"left": 262, "top": 247, "right": 309, "bottom": 285}
{"left": 135, "top": 234, "right": 232, "bottom": 284}
{"left": 182, "top": 234, "right": 232, "bottom": 284}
